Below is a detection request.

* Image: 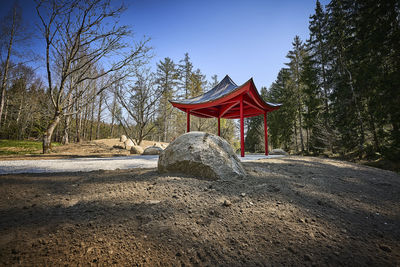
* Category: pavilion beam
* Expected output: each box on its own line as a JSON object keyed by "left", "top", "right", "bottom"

{"left": 190, "top": 110, "right": 215, "bottom": 118}
{"left": 186, "top": 109, "right": 190, "bottom": 133}
{"left": 264, "top": 112, "right": 268, "bottom": 156}
{"left": 243, "top": 99, "right": 265, "bottom": 113}
{"left": 220, "top": 101, "right": 238, "bottom": 117}
{"left": 240, "top": 96, "right": 244, "bottom": 157}
{"left": 224, "top": 111, "right": 264, "bottom": 119}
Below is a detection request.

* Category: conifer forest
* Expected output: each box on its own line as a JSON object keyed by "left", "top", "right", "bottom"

{"left": 246, "top": 0, "right": 400, "bottom": 162}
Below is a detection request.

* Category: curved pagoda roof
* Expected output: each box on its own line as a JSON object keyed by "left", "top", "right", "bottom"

{"left": 170, "top": 75, "right": 281, "bottom": 119}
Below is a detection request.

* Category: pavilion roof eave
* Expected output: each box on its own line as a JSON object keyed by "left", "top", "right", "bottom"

{"left": 170, "top": 78, "right": 281, "bottom": 112}
{"left": 169, "top": 78, "right": 250, "bottom": 109}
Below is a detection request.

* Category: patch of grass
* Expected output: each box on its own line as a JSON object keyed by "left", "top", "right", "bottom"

{"left": 0, "top": 140, "right": 61, "bottom": 155}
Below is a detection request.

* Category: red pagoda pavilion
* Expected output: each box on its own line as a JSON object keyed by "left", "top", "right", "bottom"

{"left": 170, "top": 75, "right": 281, "bottom": 157}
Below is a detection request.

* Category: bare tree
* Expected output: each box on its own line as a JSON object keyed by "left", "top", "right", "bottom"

{"left": 0, "top": 3, "right": 21, "bottom": 125}
{"left": 116, "top": 67, "right": 160, "bottom": 145}
{"left": 95, "top": 90, "right": 105, "bottom": 139}
{"left": 35, "top": 0, "right": 150, "bottom": 153}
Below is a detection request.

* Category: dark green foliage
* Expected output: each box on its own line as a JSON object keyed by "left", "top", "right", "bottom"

{"left": 247, "top": 0, "right": 400, "bottom": 160}
{"left": 245, "top": 115, "right": 263, "bottom": 153}
{"left": 266, "top": 69, "right": 296, "bottom": 151}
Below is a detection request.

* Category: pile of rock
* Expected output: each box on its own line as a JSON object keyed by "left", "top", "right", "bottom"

{"left": 116, "top": 135, "right": 170, "bottom": 155}
{"left": 142, "top": 145, "right": 163, "bottom": 155}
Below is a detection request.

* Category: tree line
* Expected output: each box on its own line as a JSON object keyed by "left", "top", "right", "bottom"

{"left": 0, "top": 0, "right": 236, "bottom": 153}
{"left": 246, "top": 0, "right": 400, "bottom": 161}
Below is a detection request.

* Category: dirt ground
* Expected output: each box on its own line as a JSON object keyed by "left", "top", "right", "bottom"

{"left": 0, "top": 157, "right": 399, "bottom": 266}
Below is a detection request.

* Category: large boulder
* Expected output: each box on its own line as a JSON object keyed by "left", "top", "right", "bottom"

{"left": 124, "top": 139, "right": 135, "bottom": 150}
{"left": 130, "top": 145, "right": 144, "bottom": 154}
{"left": 120, "top": 135, "right": 127, "bottom": 142}
{"left": 158, "top": 132, "right": 246, "bottom": 180}
{"left": 269, "top": 148, "right": 288, "bottom": 155}
{"left": 143, "top": 146, "right": 163, "bottom": 155}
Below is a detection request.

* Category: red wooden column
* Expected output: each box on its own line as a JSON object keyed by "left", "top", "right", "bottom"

{"left": 186, "top": 109, "right": 190, "bottom": 133}
{"left": 217, "top": 117, "right": 221, "bottom": 136}
{"left": 240, "top": 97, "right": 245, "bottom": 157}
{"left": 264, "top": 112, "right": 268, "bottom": 156}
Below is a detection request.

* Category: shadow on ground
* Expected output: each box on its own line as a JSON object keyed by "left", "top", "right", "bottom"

{"left": 0, "top": 156, "right": 399, "bottom": 266}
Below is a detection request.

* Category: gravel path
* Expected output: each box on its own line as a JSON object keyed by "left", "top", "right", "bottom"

{"left": 0, "top": 154, "right": 284, "bottom": 174}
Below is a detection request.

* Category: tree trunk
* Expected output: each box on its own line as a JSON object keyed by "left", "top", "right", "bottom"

{"left": 62, "top": 94, "right": 73, "bottom": 145}
{"left": 340, "top": 50, "right": 365, "bottom": 158}
{"left": 96, "top": 92, "right": 103, "bottom": 139}
{"left": 0, "top": 7, "right": 16, "bottom": 126}
{"left": 321, "top": 64, "right": 333, "bottom": 152}
{"left": 16, "top": 96, "right": 23, "bottom": 124}
{"left": 2, "top": 98, "right": 8, "bottom": 127}
{"left": 82, "top": 104, "right": 88, "bottom": 140}
{"left": 294, "top": 120, "right": 298, "bottom": 153}
{"left": 89, "top": 98, "right": 95, "bottom": 141}
{"left": 110, "top": 105, "right": 115, "bottom": 138}
{"left": 163, "top": 104, "right": 167, "bottom": 142}
{"left": 43, "top": 113, "right": 61, "bottom": 154}
{"left": 368, "top": 109, "right": 380, "bottom": 152}
{"left": 62, "top": 116, "right": 70, "bottom": 145}
{"left": 298, "top": 105, "right": 305, "bottom": 153}
{"left": 76, "top": 110, "right": 81, "bottom": 143}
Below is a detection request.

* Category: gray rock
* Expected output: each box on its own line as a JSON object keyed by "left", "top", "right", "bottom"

{"left": 143, "top": 146, "right": 163, "bottom": 155}
{"left": 130, "top": 145, "right": 144, "bottom": 154}
{"left": 269, "top": 148, "right": 288, "bottom": 155}
{"left": 124, "top": 139, "right": 135, "bottom": 150}
{"left": 158, "top": 131, "right": 246, "bottom": 180}
{"left": 223, "top": 200, "right": 232, "bottom": 207}
{"left": 113, "top": 144, "right": 124, "bottom": 149}
{"left": 120, "top": 135, "right": 127, "bottom": 142}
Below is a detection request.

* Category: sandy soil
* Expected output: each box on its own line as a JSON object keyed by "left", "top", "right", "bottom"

{"left": 0, "top": 156, "right": 399, "bottom": 266}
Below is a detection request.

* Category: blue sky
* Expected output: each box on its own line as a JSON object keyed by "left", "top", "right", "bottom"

{"left": 1, "top": 0, "right": 328, "bottom": 90}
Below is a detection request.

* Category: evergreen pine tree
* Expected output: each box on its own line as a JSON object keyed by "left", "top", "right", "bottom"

{"left": 155, "top": 57, "right": 179, "bottom": 142}
{"left": 286, "top": 36, "right": 306, "bottom": 153}
{"left": 178, "top": 53, "right": 193, "bottom": 99}
{"left": 266, "top": 68, "right": 296, "bottom": 151}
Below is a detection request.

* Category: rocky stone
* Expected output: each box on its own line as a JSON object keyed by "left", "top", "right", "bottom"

{"left": 120, "top": 135, "right": 127, "bottom": 142}
{"left": 158, "top": 131, "right": 246, "bottom": 180}
{"left": 143, "top": 146, "right": 163, "bottom": 155}
{"left": 113, "top": 144, "right": 124, "bottom": 149}
{"left": 223, "top": 200, "right": 232, "bottom": 207}
{"left": 124, "top": 139, "right": 135, "bottom": 150}
{"left": 130, "top": 146, "right": 144, "bottom": 154}
{"left": 269, "top": 148, "right": 288, "bottom": 155}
